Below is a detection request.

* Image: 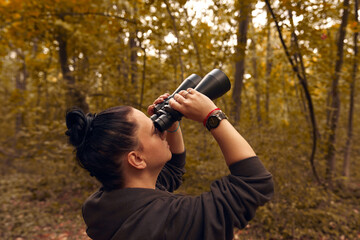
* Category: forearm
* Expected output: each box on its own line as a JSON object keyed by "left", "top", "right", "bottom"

{"left": 166, "top": 121, "right": 185, "bottom": 154}
{"left": 167, "top": 88, "right": 255, "bottom": 164}
{"left": 210, "top": 119, "right": 256, "bottom": 166}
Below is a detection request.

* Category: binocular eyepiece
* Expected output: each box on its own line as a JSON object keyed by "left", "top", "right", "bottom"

{"left": 151, "top": 69, "right": 231, "bottom": 132}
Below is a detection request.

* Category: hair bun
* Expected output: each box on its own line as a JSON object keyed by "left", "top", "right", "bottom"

{"left": 65, "top": 108, "right": 95, "bottom": 148}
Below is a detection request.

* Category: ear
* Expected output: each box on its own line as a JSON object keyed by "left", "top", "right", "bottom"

{"left": 127, "top": 151, "right": 147, "bottom": 170}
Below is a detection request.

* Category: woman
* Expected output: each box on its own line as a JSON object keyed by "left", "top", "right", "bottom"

{"left": 65, "top": 88, "right": 274, "bottom": 240}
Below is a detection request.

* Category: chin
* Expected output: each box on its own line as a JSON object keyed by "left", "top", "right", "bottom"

{"left": 167, "top": 152, "right": 172, "bottom": 161}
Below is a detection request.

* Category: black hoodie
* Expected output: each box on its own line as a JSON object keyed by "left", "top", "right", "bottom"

{"left": 82, "top": 152, "right": 274, "bottom": 240}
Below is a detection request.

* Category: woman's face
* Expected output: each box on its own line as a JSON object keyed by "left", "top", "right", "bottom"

{"left": 131, "top": 108, "right": 172, "bottom": 169}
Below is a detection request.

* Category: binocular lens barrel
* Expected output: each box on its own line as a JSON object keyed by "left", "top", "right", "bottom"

{"left": 153, "top": 114, "right": 173, "bottom": 132}
{"left": 171, "top": 74, "right": 202, "bottom": 97}
{"left": 194, "top": 69, "right": 231, "bottom": 101}
{"left": 152, "top": 69, "right": 231, "bottom": 132}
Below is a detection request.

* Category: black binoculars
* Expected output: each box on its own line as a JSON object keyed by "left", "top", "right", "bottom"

{"left": 151, "top": 69, "right": 231, "bottom": 132}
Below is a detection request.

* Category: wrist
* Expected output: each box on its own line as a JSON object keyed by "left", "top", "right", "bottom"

{"left": 204, "top": 109, "right": 228, "bottom": 131}
{"left": 167, "top": 121, "right": 180, "bottom": 133}
{"left": 203, "top": 108, "right": 220, "bottom": 126}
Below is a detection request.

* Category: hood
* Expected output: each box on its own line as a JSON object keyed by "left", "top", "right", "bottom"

{"left": 82, "top": 188, "right": 170, "bottom": 240}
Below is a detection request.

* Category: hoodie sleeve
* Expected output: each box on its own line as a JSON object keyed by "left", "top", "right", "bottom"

{"left": 156, "top": 151, "right": 186, "bottom": 192}
{"left": 163, "top": 156, "right": 274, "bottom": 240}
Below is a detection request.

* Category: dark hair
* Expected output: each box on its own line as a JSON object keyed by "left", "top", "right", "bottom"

{"left": 65, "top": 106, "right": 138, "bottom": 191}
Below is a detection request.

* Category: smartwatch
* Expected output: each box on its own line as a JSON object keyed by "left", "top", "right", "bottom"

{"left": 206, "top": 110, "right": 228, "bottom": 131}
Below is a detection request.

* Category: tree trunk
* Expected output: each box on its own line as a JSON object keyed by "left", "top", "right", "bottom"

{"left": 43, "top": 50, "right": 53, "bottom": 114}
{"left": 129, "top": 32, "right": 138, "bottom": 88}
{"left": 15, "top": 60, "right": 27, "bottom": 133}
{"left": 251, "top": 38, "right": 262, "bottom": 124}
{"left": 265, "top": 14, "right": 272, "bottom": 124}
{"left": 343, "top": 0, "right": 358, "bottom": 179}
{"left": 117, "top": 34, "right": 130, "bottom": 105}
{"left": 184, "top": 7, "right": 204, "bottom": 75}
{"left": 57, "top": 34, "right": 89, "bottom": 113}
{"left": 164, "top": 0, "right": 184, "bottom": 81}
{"left": 325, "top": 0, "right": 350, "bottom": 188}
{"left": 129, "top": 30, "right": 139, "bottom": 107}
{"left": 139, "top": 47, "right": 146, "bottom": 110}
{"left": 127, "top": 4, "right": 139, "bottom": 106}
{"left": 232, "top": 1, "right": 252, "bottom": 123}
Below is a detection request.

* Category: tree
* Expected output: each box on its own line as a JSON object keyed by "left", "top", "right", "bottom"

{"left": 164, "top": 0, "right": 185, "bottom": 81}
{"left": 232, "top": 0, "right": 253, "bottom": 122}
{"left": 57, "top": 24, "right": 89, "bottom": 113}
{"left": 325, "top": 0, "right": 350, "bottom": 188}
{"left": 265, "top": 0, "right": 321, "bottom": 185}
{"left": 250, "top": 35, "right": 262, "bottom": 124}
{"left": 264, "top": 11, "right": 273, "bottom": 123}
{"left": 343, "top": 0, "right": 359, "bottom": 180}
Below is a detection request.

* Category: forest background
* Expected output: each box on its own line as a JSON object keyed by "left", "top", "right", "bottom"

{"left": 0, "top": 0, "right": 359, "bottom": 239}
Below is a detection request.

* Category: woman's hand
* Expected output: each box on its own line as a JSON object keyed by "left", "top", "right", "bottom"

{"left": 148, "top": 93, "right": 184, "bottom": 154}
{"left": 147, "top": 93, "right": 170, "bottom": 116}
{"left": 169, "top": 88, "right": 217, "bottom": 123}
{"left": 147, "top": 93, "right": 179, "bottom": 131}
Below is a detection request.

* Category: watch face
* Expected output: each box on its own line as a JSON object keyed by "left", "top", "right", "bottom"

{"left": 208, "top": 116, "right": 219, "bottom": 128}
{"left": 206, "top": 111, "right": 227, "bottom": 131}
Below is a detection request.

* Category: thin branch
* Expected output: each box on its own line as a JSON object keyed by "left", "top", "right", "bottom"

{"left": 265, "top": 0, "right": 322, "bottom": 186}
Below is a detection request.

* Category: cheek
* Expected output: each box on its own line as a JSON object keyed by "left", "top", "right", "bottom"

{"left": 145, "top": 138, "right": 164, "bottom": 154}
{"left": 154, "top": 140, "right": 170, "bottom": 157}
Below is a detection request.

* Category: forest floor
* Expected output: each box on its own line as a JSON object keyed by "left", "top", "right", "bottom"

{"left": 1, "top": 172, "right": 90, "bottom": 240}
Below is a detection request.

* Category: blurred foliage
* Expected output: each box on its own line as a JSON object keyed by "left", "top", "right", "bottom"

{"left": 0, "top": 0, "right": 359, "bottom": 239}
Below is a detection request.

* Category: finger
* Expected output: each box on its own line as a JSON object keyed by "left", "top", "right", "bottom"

{"left": 179, "top": 90, "right": 187, "bottom": 94}
{"left": 153, "top": 97, "right": 165, "bottom": 105}
{"left": 154, "top": 98, "right": 164, "bottom": 105}
{"left": 169, "top": 98, "right": 184, "bottom": 113}
{"left": 179, "top": 90, "right": 189, "bottom": 98}
{"left": 158, "top": 93, "right": 170, "bottom": 100}
{"left": 147, "top": 105, "right": 155, "bottom": 115}
{"left": 186, "top": 88, "right": 195, "bottom": 95}
{"left": 160, "top": 93, "right": 170, "bottom": 100}
{"left": 153, "top": 93, "right": 170, "bottom": 105}
{"left": 173, "top": 93, "right": 186, "bottom": 103}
